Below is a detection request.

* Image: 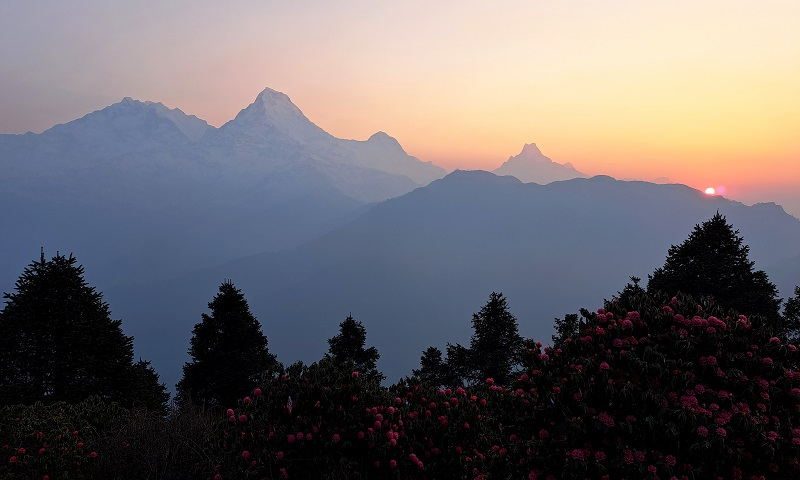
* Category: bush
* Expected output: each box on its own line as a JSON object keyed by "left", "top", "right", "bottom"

{"left": 219, "top": 290, "right": 800, "bottom": 479}
{"left": 0, "top": 397, "right": 120, "bottom": 479}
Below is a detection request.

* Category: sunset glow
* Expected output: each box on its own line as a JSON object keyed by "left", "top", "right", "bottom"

{"left": 705, "top": 187, "right": 717, "bottom": 196}
{"left": 1, "top": 0, "right": 799, "bottom": 214}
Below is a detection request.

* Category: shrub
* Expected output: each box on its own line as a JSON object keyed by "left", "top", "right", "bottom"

{"left": 219, "top": 289, "right": 800, "bottom": 479}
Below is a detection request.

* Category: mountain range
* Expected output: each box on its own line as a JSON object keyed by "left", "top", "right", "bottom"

{"left": 2, "top": 87, "right": 799, "bottom": 388}
{"left": 109, "top": 171, "right": 800, "bottom": 387}
{"left": 0, "top": 88, "right": 444, "bottom": 288}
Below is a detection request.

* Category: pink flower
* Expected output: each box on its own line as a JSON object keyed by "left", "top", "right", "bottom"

{"left": 715, "top": 427, "right": 727, "bottom": 437}
{"left": 599, "top": 361, "right": 610, "bottom": 371}
{"left": 351, "top": 370, "right": 360, "bottom": 378}
{"left": 595, "top": 451, "right": 607, "bottom": 462}
{"left": 253, "top": 387, "right": 263, "bottom": 397}
{"left": 241, "top": 450, "right": 251, "bottom": 461}
{"left": 665, "top": 455, "right": 677, "bottom": 467}
{"left": 567, "top": 448, "right": 586, "bottom": 460}
{"left": 598, "top": 412, "right": 615, "bottom": 427}
{"left": 485, "top": 377, "right": 495, "bottom": 385}
{"left": 331, "top": 433, "right": 341, "bottom": 443}
{"left": 697, "top": 426, "right": 709, "bottom": 437}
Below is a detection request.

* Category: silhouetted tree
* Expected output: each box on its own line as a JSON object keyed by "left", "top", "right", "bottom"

{"left": 446, "top": 292, "right": 524, "bottom": 385}
{"left": 127, "top": 360, "right": 170, "bottom": 412}
{"left": 785, "top": 286, "right": 800, "bottom": 342}
{"left": 326, "top": 315, "right": 383, "bottom": 381}
{"left": 648, "top": 213, "right": 781, "bottom": 329}
{"left": 553, "top": 313, "right": 580, "bottom": 345}
{"left": 0, "top": 252, "right": 167, "bottom": 409}
{"left": 467, "top": 292, "right": 524, "bottom": 384}
{"left": 178, "top": 281, "right": 278, "bottom": 408}
{"left": 413, "top": 346, "right": 447, "bottom": 386}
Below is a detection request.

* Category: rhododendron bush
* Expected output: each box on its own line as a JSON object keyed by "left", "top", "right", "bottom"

{"left": 0, "top": 398, "right": 116, "bottom": 479}
{"left": 220, "top": 289, "right": 800, "bottom": 479}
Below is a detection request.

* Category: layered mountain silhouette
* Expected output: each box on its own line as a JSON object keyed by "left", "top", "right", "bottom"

{"left": 493, "top": 143, "right": 585, "bottom": 183}
{"left": 108, "top": 171, "right": 800, "bottom": 387}
{"left": 0, "top": 88, "right": 445, "bottom": 288}
{"left": 3, "top": 89, "right": 799, "bottom": 388}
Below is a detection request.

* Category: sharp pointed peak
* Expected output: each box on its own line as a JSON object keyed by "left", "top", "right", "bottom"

{"left": 255, "top": 86, "right": 293, "bottom": 103}
{"left": 519, "top": 143, "right": 543, "bottom": 156}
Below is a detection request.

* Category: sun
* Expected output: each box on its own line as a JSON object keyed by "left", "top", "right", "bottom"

{"left": 704, "top": 187, "right": 717, "bottom": 196}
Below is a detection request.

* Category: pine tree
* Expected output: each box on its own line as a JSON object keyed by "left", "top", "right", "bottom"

{"left": 326, "top": 315, "right": 383, "bottom": 381}
{"left": 178, "top": 281, "right": 278, "bottom": 408}
{"left": 413, "top": 346, "right": 447, "bottom": 385}
{"left": 467, "top": 292, "right": 524, "bottom": 384}
{"left": 785, "top": 286, "right": 800, "bottom": 342}
{"left": 0, "top": 252, "right": 167, "bottom": 409}
{"left": 648, "top": 213, "right": 781, "bottom": 328}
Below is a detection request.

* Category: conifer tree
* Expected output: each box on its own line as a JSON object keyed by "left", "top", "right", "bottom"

{"left": 648, "top": 213, "right": 781, "bottom": 327}
{"left": 326, "top": 315, "right": 383, "bottom": 381}
{"left": 467, "top": 292, "right": 524, "bottom": 384}
{"left": 0, "top": 252, "right": 167, "bottom": 409}
{"left": 178, "top": 281, "right": 278, "bottom": 408}
{"left": 413, "top": 346, "right": 447, "bottom": 385}
{"left": 785, "top": 286, "right": 800, "bottom": 342}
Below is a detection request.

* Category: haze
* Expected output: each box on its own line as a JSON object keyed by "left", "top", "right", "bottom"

{"left": 1, "top": 0, "right": 799, "bottom": 214}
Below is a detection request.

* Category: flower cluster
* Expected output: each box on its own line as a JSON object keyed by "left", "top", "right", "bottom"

{"left": 0, "top": 400, "right": 107, "bottom": 479}
{"left": 220, "top": 292, "right": 800, "bottom": 479}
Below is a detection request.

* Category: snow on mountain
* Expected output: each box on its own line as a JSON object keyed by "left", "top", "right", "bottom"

{"left": 212, "top": 87, "right": 445, "bottom": 187}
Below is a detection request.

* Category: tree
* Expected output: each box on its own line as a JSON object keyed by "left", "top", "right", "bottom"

{"left": 0, "top": 252, "right": 167, "bottom": 409}
{"left": 785, "top": 286, "right": 800, "bottom": 342}
{"left": 326, "top": 315, "right": 383, "bottom": 381}
{"left": 648, "top": 213, "right": 781, "bottom": 328}
{"left": 178, "top": 281, "right": 278, "bottom": 408}
{"left": 413, "top": 346, "right": 447, "bottom": 386}
{"left": 467, "top": 292, "right": 524, "bottom": 384}
{"left": 446, "top": 292, "right": 524, "bottom": 385}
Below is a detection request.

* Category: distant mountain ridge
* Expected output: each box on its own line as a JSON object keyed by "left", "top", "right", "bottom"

{"left": 493, "top": 143, "right": 585, "bottom": 183}
{"left": 0, "top": 87, "right": 445, "bottom": 289}
{"left": 109, "top": 170, "right": 800, "bottom": 387}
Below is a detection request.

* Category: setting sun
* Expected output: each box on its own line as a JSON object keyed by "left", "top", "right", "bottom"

{"left": 705, "top": 187, "right": 717, "bottom": 196}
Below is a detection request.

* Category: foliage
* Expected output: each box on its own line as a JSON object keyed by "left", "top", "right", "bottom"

{"left": 326, "top": 316, "right": 383, "bottom": 383}
{"left": 0, "top": 397, "right": 122, "bottom": 480}
{"left": 648, "top": 212, "right": 782, "bottom": 329}
{"left": 445, "top": 292, "right": 524, "bottom": 385}
{"left": 0, "top": 252, "right": 167, "bottom": 410}
{"left": 413, "top": 347, "right": 448, "bottom": 386}
{"left": 218, "top": 289, "right": 800, "bottom": 479}
{"left": 178, "top": 281, "right": 279, "bottom": 409}
{"left": 786, "top": 286, "right": 800, "bottom": 342}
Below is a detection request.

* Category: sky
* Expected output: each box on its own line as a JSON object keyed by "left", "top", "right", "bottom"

{"left": 1, "top": 0, "right": 799, "bottom": 214}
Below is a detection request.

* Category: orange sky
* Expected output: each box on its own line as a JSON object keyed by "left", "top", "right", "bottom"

{"left": 1, "top": 1, "right": 799, "bottom": 210}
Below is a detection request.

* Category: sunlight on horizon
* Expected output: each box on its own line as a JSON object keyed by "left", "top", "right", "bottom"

{"left": 1, "top": 0, "right": 798, "bottom": 212}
